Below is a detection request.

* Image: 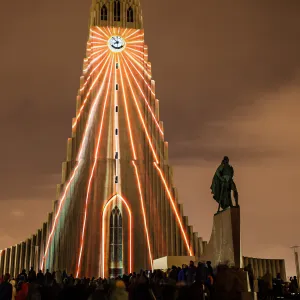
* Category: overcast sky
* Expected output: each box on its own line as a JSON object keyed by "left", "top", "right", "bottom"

{"left": 0, "top": 0, "right": 300, "bottom": 277}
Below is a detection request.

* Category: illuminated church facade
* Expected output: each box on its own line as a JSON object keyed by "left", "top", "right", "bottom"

{"left": 0, "top": 0, "right": 206, "bottom": 278}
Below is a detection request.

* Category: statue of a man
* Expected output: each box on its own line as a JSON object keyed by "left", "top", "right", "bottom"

{"left": 210, "top": 156, "right": 239, "bottom": 212}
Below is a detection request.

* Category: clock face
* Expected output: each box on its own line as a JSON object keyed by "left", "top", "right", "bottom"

{"left": 108, "top": 36, "right": 126, "bottom": 52}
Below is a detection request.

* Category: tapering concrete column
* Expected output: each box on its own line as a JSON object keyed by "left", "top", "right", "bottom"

{"left": 36, "top": 231, "right": 41, "bottom": 270}
{"left": 198, "top": 237, "right": 203, "bottom": 256}
{"left": 280, "top": 260, "right": 286, "bottom": 281}
{"left": 202, "top": 241, "right": 208, "bottom": 254}
{"left": 9, "top": 246, "right": 16, "bottom": 277}
{"left": 253, "top": 258, "right": 258, "bottom": 279}
{"left": 188, "top": 226, "right": 193, "bottom": 256}
{"left": 19, "top": 242, "right": 26, "bottom": 272}
{"left": 40, "top": 222, "right": 47, "bottom": 270}
{"left": 275, "top": 260, "right": 280, "bottom": 275}
{"left": 193, "top": 232, "right": 199, "bottom": 258}
{"left": 36, "top": 230, "right": 42, "bottom": 272}
{"left": 266, "top": 260, "right": 272, "bottom": 277}
{"left": 15, "top": 244, "right": 21, "bottom": 276}
{"left": 0, "top": 250, "right": 6, "bottom": 276}
{"left": 262, "top": 259, "right": 267, "bottom": 275}
{"left": 271, "top": 260, "right": 277, "bottom": 278}
{"left": 30, "top": 235, "right": 37, "bottom": 270}
{"left": 257, "top": 259, "right": 263, "bottom": 278}
{"left": 183, "top": 216, "right": 188, "bottom": 256}
{"left": 178, "top": 204, "right": 184, "bottom": 256}
{"left": 244, "top": 257, "right": 249, "bottom": 268}
{"left": 248, "top": 257, "right": 254, "bottom": 271}
{"left": 25, "top": 239, "right": 32, "bottom": 272}
{"left": 4, "top": 248, "right": 11, "bottom": 274}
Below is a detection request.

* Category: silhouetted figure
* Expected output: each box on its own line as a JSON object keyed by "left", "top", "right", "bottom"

{"left": 178, "top": 265, "right": 188, "bottom": 282}
{"left": 186, "top": 261, "right": 196, "bottom": 286}
{"left": 0, "top": 273, "right": 12, "bottom": 300}
{"left": 169, "top": 266, "right": 178, "bottom": 282}
{"left": 195, "top": 262, "right": 207, "bottom": 283}
{"left": 206, "top": 261, "right": 214, "bottom": 277}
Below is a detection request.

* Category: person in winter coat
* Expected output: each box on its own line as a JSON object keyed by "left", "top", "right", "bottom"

{"left": 0, "top": 273, "right": 12, "bottom": 300}
{"left": 186, "top": 261, "right": 196, "bottom": 286}
{"left": 178, "top": 265, "right": 188, "bottom": 283}
{"left": 110, "top": 280, "right": 128, "bottom": 300}
{"left": 10, "top": 279, "right": 17, "bottom": 299}
{"left": 15, "top": 277, "right": 29, "bottom": 300}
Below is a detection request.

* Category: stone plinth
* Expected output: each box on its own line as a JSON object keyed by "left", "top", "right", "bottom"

{"left": 153, "top": 256, "right": 195, "bottom": 270}
{"left": 202, "top": 207, "right": 242, "bottom": 268}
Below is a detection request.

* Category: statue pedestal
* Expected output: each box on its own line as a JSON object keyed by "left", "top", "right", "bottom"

{"left": 202, "top": 206, "right": 242, "bottom": 268}
{"left": 202, "top": 207, "right": 257, "bottom": 299}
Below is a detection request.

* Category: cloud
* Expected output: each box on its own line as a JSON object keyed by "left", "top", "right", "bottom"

{"left": 11, "top": 211, "right": 25, "bottom": 217}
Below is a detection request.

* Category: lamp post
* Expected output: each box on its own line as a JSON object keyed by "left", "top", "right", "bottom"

{"left": 291, "top": 246, "right": 300, "bottom": 286}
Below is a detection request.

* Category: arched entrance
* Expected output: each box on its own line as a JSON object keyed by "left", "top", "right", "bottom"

{"left": 101, "top": 194, "right": 132, "bottom": 278}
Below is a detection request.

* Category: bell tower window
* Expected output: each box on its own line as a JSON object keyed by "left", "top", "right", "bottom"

{"left": 101, "top": 5, "right": 108, "bottom": 21}
{"left": 114, "top": 0, "right": 121, "bottom": 22}
{"left": 127, "top": 7, "right": 134, "bottom": 23}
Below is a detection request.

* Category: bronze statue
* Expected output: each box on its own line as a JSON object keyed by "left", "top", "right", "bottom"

{"left": 210, "top": 156, "right": 239, "bottom": 212}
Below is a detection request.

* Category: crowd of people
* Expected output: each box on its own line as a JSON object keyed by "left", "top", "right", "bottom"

{"left": 0, "top": 261, "right": 299, "bottom": 300}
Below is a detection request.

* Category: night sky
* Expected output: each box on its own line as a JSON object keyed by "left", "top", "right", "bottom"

{"left": 1, "top": 0, "right": 300, "bottom": 277}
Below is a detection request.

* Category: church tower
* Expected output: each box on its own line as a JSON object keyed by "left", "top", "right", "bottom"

{"left": 90, "top": 0, "right": 143, "bottom": 29}
{"left": 0, "top": 0, "right": 207, "bottom": 279}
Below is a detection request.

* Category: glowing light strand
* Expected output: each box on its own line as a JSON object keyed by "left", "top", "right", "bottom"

{"left": 123, "top": 51, "right": 155, "bottom": 97}
{"left": 154, "top": 162, "right": 194, "bottom": 256}
{"left": 125, "top": 29, "right": 141, "bottom": 40}
{"left": 120, "top": 58, "right": 153, "bottom": 270}
{"left": 80, "top": 50, "right": 109, "bottom": 92}
{"left": 119, "top": 58, "right": 137, "bottom": 160}
{"left": 122, "top": 54, "right": 164, "bottom": 137}
{"left": 121, "top": 57, "right": 159, "bottom": 163}
{"left": 41, "top": 54, "right": 112, "bottom": 271}
{"left": 124, "top": 51, "right": 151, "bottom": 78}
{"left": 132, "top": 161, "right": 154, "bottom": 270}
{"left": 76, "top": 58, "right": 114, "bottom": 278}
{"left": 96, "top": 27, "right": 110, "bottom": 39}
{"left": 90, "top": 29, "right": 107, "bottom": 41}
{"left": 73, "top": 53, "right": 111, "bottom": 129}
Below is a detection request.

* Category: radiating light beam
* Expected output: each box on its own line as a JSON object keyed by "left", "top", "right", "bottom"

{"left": 123, "top": 51, "right": 155, "bottom": 97}
{"left": 76, "top": 58, "right": 114, "bottom": 278}
{"left": 124, "top": 51, "right": 151, "bottom": 78}
{"left": 107, "top": 27, "right": 113, "bottom": 36}
{"left": 91, "top": 45, "right": 107, "bottom": 50}
{"left": 121, "top": 54, "right": 164, "bottom": 137}
{"left": 132, "top": 161, "right": 153, "bottom": 270}
{"left": 96, "top": 27, "right": 110, "bottom": 39}
{"left": 126, "top": 34, "right": 144, "bottom": 41}
{"left": 125, "top": 29, "right": 141, "bottom": 40}
{"left": 90, "top": 48, "right": 106, "bottom": 57}
{"left": 90, "top": 29, "right": 107, "bottom": 41}
{"left": 122, "top": 28, "right": 128, "bottom": 37}
{"left": 80, "top": 50, "right": 109, "bottom": 92}
{"left": 41, "top": 55, "right": 112, "bottom": 271}
{"left": 154, "top": 162, "right": 194, "bottom": 256}
{"left": 73, "top": 53, "right": 111, "bottom": 129}
{"left": 126, "top": 46, "right": 145, "bottom": 56}
{"left": 126, "top": 40, "right": 144, "bottom": 44}
{"left": 121, "top": 59, "right": 159, "bottom": 163}
{"left": 119, "top": 59, "right": 137, "bottom": 160}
